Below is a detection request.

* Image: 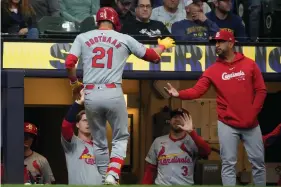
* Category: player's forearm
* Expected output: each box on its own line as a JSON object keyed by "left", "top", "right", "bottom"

{"left": 66, "top": 67, "right": 77, "bottom": 83}
{"left": 252, "top": 88, "right": 267, "bottom": 115}
{"left": 65, "top": 54, "right": 79, "bottom": 82}
{"left": 189, "top": 130, "right": 211, "bottom": 157}
{"left": 61, "top": 102, "right": 82, "bottom": 140}
{"left": 178, "top": 77, "right": 211, "bottom": 100}
{"left": 252, "top": 64, "right": 267, "bottom": 115}
{"left": 141, "top": 47, "right": 164, "bottom": 64}
{"left": 142, "top": 162, "right": 157, "bottom": 184}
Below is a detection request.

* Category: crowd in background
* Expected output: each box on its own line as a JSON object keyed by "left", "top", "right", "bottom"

{"left": 1, "top": 0, "right": 280, "bottom": 42}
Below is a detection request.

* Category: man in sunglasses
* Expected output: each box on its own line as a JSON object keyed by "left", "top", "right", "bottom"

{"left": 114, "top": 0, "right": 136, "bottom": 25}
{"left": 206, "top": 0, "right": 247, "bottom": 42}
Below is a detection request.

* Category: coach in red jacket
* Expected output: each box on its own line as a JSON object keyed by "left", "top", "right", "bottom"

{"left": 165, "top": 30, "right": 267, "bottom": 186}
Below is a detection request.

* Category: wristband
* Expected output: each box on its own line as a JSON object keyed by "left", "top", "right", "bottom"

{"left": 158, "top": 45, "right": 165, "bottom": 51}
{"left": 69, "top": 76, "right": 78, "bottom": 83}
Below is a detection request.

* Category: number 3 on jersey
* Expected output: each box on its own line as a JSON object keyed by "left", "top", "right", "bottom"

{"left": 181, "top": 166, "right": 188, "bottom": 176}
{"left": 92, "top": 47, "right": 113, "bottom": 69}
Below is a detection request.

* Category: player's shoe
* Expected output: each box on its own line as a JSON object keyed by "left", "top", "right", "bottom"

{"left": 104, "top": 174, "right": 119, "bottom": 185}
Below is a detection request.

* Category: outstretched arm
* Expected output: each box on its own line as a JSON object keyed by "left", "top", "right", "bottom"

{"left": 178, "top": 77, "right": 212, "bottom": 100}
{"left": 127, "top": 36, "right": 175, "bottom": 64}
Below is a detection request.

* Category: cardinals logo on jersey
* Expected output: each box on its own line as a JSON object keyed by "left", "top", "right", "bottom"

{"left": 180, "top": 143, "right": 193, "bottom": 158}
{"left": 79, "top": 146, "right": 95, "bottom": 165}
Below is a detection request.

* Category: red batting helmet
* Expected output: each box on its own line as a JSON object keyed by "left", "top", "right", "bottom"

{"left": 96, "top": 7, "right": 121, "bottom": 32}
{"left": 24, "top": 122, "right": 38, "bottom": 136}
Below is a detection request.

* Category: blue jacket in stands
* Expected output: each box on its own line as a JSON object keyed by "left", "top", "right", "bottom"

{"left": 206, "top": 11, "right": 248, "bottom": 42}
{"left": 171, "top": 19, "right": 219, "bottom": 42}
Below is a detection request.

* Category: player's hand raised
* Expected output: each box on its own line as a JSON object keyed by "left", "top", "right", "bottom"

{"left": 71, "top": 81, "right": 83, "bottom": 100}
{"left": 76, "top": 88, "right": 85, "bottom": 105}
{"left": 157, "top": 37, "right": 176, "bottom": 49}
{"left": 164, "top": 83, "right": 179, "bottom": 97}
{"left": 178, "top": 113, "right": 193, "bottom": 133}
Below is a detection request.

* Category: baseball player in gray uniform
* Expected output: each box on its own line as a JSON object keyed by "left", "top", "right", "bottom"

{"left": 61, "top": 89, "right": 102, "bottom": 185}
{"left": 65, "top": 7, "right": 175, "bottom": 185}
{"left": 142, "top": 108, "right": 211, "bottom": 185}
{"left": 24, "top": 122, "right": 55, "bottom": 184}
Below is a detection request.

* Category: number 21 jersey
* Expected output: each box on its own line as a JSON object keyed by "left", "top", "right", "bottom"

{"left": 69, "top": 29, "right": 146, "bottom": 84}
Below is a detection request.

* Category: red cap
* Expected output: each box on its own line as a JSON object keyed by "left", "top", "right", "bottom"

{"left": 24, "top": 122, "right": 38, "bottom": 136}
{"left": 214, "top": 30, "right": 235, "bottom": 43}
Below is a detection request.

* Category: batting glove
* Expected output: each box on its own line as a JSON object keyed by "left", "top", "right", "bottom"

{"left": 157, "top": 37, "right": 176, "bottom": 49}
{"left": 70, "top": 80, "right": 83, "bottom": 90}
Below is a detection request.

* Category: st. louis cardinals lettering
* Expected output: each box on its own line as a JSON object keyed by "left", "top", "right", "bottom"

{"left": 142, "top": 108, "right": 211, "bottom": 185}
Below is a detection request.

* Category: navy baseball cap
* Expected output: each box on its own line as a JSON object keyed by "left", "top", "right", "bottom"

{"left": 170, "top": 108, "right": 190, "bottom": 118}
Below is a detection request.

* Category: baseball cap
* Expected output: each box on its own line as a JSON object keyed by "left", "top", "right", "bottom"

{"left": 184, "top": 0, "right": 202, "bottom": 7}
{"left": 170, "top": 108, "right": 190, "bottom": 118}
{"left": 24, "top": 122, "right": 38, "bottom": 136}
{"left": 213, "top": 29, "right": 235, "bottom": 43}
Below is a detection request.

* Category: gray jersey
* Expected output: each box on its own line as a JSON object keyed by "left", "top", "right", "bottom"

{"left": 24, "top": 151, "right": 55, "bottom": 184}
{"left": 145, "top": 134, "right": 198, "bottom": 185}
{"left": 61, "top": 135, "right": 102, "bottom": 185}
{"left": 69, "top": 29, "right": 146, "bottom": 84}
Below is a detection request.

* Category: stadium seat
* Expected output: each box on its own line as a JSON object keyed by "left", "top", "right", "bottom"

{"left": 38, "top": 16, "right": 80, "bottom": 39}
{"left": 80, "top": 16, "right": 97, "bottom": 33}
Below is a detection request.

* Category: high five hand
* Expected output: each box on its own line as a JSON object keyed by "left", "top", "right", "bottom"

{"left": 178, "top": 113, "right": 194, "bottom": 133}
{"left": 164, "top": 83, "right": 179, "bottom": 97}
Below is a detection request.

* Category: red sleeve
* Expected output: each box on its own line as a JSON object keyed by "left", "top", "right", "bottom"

{"left": 141, "top": 162, "right": 157, "bottom": 184}
{"left": 189, "top": 130, "right": 211, "bottom": 157}
{"left": 61, "top": 119, "right": 74, "bottom": 141}
{"left": 141, "top": 48, "right": 161, "bottom": 64}
{"left": 65, "top": 54, "right": 78, "bottom": 69}
{"left": 263, "top": 123, "right": 281, "bottom": 148}
{"left": 252, "top": 63, "right": 267, "bottom": 115}
{"left": 178, "top": 76, "right": 211, "bottom": 100}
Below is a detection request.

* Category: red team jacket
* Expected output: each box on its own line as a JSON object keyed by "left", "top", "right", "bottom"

{"left": 178, "top": 52, "right": 267, "bottom": 129}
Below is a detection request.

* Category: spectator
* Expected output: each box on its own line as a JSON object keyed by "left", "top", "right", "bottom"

{"left": 142, "top": 108, "right": 211, "bottom": 185}
{"left": 121, "top": 0, "right": 170, "bottom": 40}
{"left": 152, "top": 0, "right": 211, "bottom": 13}
{"left": 248, "top": 0, "right": 261, "bottom": 41}
{"left": 30, "top": 0, "right": 60, "bottom": 22}
{"left": 61, "top": 89, "right": 102, "bottom": 185}
{"left": 206, "top": 0, "right": 247, "bottom": 42}
{"left": 59, "top": 0, "right": 100, "bottom": 23}
{"left": 113, "top": 0, "right": 136, "bottom": 26}
{"left": 23, "top": 122, "right": 55, "bottom": 184}
{"left": 1, "top": 0, "right": 39, "bottom": 39}
{"left": 171, "top": 0, "right": 219, "bottom": 41}
{"left": 150, "top": 0, "right": 186, "bottom": 32}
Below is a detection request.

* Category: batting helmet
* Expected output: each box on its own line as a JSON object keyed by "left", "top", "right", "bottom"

{"left": 96, "top": 7, "right": 121, "bottom": 32}
{"left": 24, "top": 122, "right": 38, "bottom": 136}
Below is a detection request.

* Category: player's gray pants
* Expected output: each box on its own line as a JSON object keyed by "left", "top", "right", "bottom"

{"left": 218, "top": 121, "right": 266, "bottom": 186}
{"left": 84, "top": 84, "right": 129, "bottom": 180}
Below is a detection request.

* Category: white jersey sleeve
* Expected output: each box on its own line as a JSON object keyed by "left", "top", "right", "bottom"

{"left": 69, "top": 35, "right": 83, "bottom": 58}
{"left": 145, "top": 139, "right": 158, "bottom": 165}
{"left": 125, "top": 34, "right": 146, "bottom": 58}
